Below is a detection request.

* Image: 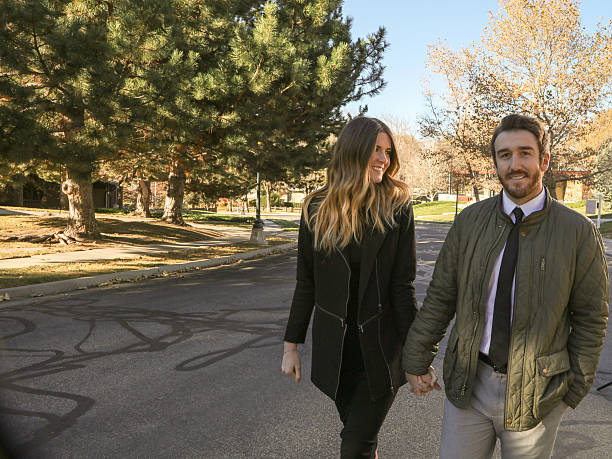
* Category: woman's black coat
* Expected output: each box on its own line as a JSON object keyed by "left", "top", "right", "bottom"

{"left": 284, "top": 203, "right": 418, "bottom": 400}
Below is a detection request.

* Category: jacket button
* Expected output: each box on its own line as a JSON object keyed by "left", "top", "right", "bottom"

{"left": 520, "top": 232, "right": 526, "bottom": 237}
{"left": 543, "top": 368, "right": 548, "bottom": 374}
{"left": 506, "top": 419, "right": 512, "bottom": 424}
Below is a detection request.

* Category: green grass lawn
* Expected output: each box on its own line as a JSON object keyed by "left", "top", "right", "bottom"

{"left": 413, "top": 201, "right": 459, "bottom": 215}
{"left": 183, "top": 213, "right": 255, "bottom": 227}
{"left": 560, "top": 200, "right": 612, "bottom": 218}
{"left": 412, "top": 201, "right": 470, "bottom": 222}
{"left": 268, "top": 219, "right": 300, "bottom": 231}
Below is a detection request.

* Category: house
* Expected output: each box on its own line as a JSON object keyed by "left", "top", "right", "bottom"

{"left": 438, "top": 170, "right": 589, "bottom": 203}
{"left": 0, "top": 175, "right": 123, "bottom": 209}
{"left": 92, "top": 181, "right": 123, "bottom": 209}
{"left": 0, "top": 175, "right": 61, "bottom": 208}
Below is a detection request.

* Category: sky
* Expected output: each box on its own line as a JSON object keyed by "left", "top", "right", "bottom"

{"left": 342, "top": 0, "right": 612, "bottom": 130}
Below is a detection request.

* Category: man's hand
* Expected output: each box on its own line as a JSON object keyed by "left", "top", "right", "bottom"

{"left": 281, "top": 342, "right": 301, "bottom": 383}
{"left": 406, "top": 366, "right": 441, "bottom": 396}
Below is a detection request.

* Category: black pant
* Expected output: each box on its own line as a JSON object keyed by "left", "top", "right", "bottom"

{"left": 334, "top": 366, "right": 395, "bottom": 458}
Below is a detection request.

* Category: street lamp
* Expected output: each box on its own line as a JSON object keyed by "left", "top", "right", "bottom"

{"left": 250, "top": 172, "right": 267, "bottom": 244}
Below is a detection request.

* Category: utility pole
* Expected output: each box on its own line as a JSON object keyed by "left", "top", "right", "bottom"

{"left": 454, "top": 173, "right": 459, "bottom": 218}
{"left": 250, "top": 172, "right": 267, "bottom": 244}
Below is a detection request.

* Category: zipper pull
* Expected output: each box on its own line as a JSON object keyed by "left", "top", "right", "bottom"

{"left": 341, "top": 318, "right": 346, "bottom": 328}
{"left": 358, "top": 324, "right": 363, "bottom": 333}
{"left": 540, "top": 257, "right": 545, "bottom": 271}
{"left": 461, "top": 385, "right": 467, "bottom": 396}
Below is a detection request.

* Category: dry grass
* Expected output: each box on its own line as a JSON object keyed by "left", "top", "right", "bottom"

{"left": 0, "top": 237, "right": 293, "bottom": 289}
{"left": 97, "top": 218, "right": 223, "bottom": 244}
{"left": 0, "top": 215, "right": 224, "bottom": 259}
{"left": 0, "top": 241, "right": 93, "bottom": 259}
{"left": 0, "top": 215, "right": 66, "bottom": 235}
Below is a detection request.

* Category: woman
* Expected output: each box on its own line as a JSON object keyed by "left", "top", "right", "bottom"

{"left": 281, "top": 117, "right": 423, "bottom": 458}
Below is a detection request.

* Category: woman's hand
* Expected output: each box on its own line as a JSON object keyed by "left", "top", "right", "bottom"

{"left": 418, "top": 365, "right": 441, "bottom": 392}
{"left": 406, "top": 366, "right": 441, "bottom": 396}
{"left": 281, "top": 342, "right": 301, "bottom": 383}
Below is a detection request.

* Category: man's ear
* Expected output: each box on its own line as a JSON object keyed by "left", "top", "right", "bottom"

{"left": 541, "top": 152, "right": 550, "bottom": 172}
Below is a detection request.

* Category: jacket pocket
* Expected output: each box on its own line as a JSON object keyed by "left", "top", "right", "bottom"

{"left": 533, "top": 349, "right": 571, "bottom": 421}
{"left": 311, "top": 304, "right": 346, "bottom": 398}
{"left": 443, "top": 328, "right": 460, "bottom": 393}
{"left": 312, "top": 304, "right": 345, "bottom": 360}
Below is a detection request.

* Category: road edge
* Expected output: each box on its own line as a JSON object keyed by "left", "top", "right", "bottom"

{"left": 0, "top": 241, "right": 297, "bottom": 302}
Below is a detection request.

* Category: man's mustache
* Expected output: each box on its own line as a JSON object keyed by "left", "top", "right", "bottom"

{"left": 502, "top": 169, "right": 530, "bottom": 179}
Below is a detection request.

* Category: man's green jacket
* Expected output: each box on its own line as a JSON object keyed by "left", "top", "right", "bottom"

{"left": 402, "top": 190, "right": 609, "bottom": 431}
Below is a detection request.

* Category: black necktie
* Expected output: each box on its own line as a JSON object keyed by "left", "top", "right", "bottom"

{"left": 489, "top": 207, "right": 524, "bottom": 370}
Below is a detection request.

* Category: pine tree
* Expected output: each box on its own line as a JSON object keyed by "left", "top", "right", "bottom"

{"left": 141, "top": 0, "right": 388, "bottom": 224}
{"left": 2, "top": 0, "right": 388, "bottom": 229}
{"left": 0, "top": 0, "right": 178, "bottom": 237}
{"left": 228, "top": 0, "right": 387, "bottom": 188}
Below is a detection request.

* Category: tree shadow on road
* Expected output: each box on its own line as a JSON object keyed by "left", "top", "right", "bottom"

{"left": 0, "top": 298, "right": 286, "bottom": 456}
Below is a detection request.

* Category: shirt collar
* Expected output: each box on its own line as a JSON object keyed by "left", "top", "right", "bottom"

{"left": 502, "top": 187, "right": 546, "bottom": 222}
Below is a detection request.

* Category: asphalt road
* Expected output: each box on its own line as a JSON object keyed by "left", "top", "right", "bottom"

{"left": 0, "top": 222, "right": 611, "bottom": 458}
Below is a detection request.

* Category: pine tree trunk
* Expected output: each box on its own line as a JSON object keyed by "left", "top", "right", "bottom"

{"left": 134, "top": 180, "right": 152, "bottom": 217}
{"left": 264, "top": 181, "right": 271, "bottom": 212}
{"left": 61, "top": 168, "right": 99, "bottom": 239}
{"left": 162, "top": 163, "right": 186, "bottom": 225}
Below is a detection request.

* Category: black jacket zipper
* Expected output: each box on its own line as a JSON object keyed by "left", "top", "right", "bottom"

{"left": 357, "top": 258, "right": 394, "bottom": 393}
{"left": 334, "top": 249, "right": 351, "bottom": 399}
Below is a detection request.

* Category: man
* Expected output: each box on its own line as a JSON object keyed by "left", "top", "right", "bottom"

{"left": 402, "top": 114, "right": 609, "bottom": 458}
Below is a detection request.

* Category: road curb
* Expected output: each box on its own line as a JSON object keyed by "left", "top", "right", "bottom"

{"left": 0, "top": 241, "right": 297, "bottom": 302}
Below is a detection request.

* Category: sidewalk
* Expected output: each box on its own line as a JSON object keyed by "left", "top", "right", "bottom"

{"left": 0, "top": 218, "right": 297, "bottom": 301}
{"left": 0, "top": 219, "right": 291, "bottom": 270}
{"left": 2, "top": 207, "right": 610, "bottom": 303}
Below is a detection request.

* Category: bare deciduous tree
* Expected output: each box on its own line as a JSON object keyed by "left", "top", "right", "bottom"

{"left": 421, "top": 0, "right": 612, "bottom": 199}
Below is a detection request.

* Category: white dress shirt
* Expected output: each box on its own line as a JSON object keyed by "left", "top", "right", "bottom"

{"left": 479, "top": 187, "right": 546, "bottom": 355}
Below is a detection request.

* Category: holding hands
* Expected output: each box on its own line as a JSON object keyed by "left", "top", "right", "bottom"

{"left": 406, "top": 366, "right": 441, "bottom": 396}
{"left": 283, "top": 340, "right": 441, "bottom": 396}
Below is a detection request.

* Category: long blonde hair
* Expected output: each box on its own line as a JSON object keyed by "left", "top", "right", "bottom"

{"left": 304, "top": 117, "right": 410, "bottom": 253}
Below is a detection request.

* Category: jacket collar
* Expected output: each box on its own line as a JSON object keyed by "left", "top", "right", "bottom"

{"left": 338, "top": 226, "right": 387, "bottom": 307}
{"left": 495, "top": 186, "right": 552, "bottom": 227}
{"left": 359, "top": 227, "right": 387, "bottom": 305}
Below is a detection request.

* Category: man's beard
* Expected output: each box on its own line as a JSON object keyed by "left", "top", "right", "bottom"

{"left": 497, "top": 168, "right": 542, "bottom": 201}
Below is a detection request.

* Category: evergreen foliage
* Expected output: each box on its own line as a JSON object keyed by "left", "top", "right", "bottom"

{"left": 1, "top": 0, "right": 387, "bottom": 231}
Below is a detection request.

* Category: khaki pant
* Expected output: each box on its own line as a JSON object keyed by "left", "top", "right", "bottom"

{"left": 439, "top": 360, "right": 567, "bottom": 459}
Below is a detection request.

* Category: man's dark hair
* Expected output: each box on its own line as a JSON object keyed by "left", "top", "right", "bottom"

{"left": 490, "top": 114, "right": 550, "bottom": 164}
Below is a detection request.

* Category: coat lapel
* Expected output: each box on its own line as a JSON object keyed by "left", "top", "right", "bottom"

{"left": 358, "top": 228, "right": 387, "bottom": 306}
